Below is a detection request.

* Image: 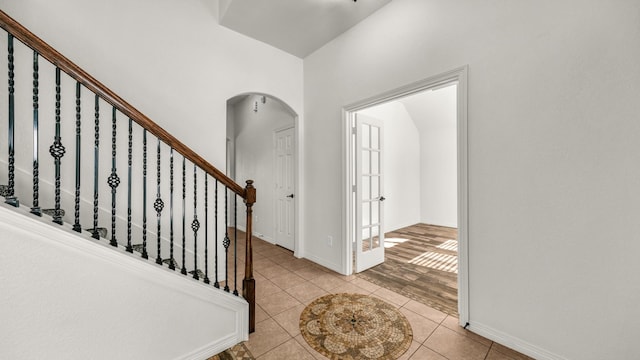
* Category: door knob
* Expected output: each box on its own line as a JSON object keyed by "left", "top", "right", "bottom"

{"left": 379, "top": 196, "right": 386, "bottom": 201}
{"left": 287, "top": 194, "right": 295, "bottom": 198}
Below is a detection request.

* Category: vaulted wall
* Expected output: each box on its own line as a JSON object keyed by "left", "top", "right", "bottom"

{"left": 303, "top": 0, "right": 640, "bottom": 358}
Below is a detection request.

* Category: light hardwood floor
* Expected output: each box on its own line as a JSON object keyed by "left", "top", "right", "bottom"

{"left": 358, "top": 223, "right": 459, "bottom": 316}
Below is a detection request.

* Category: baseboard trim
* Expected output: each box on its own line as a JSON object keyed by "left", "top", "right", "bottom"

{"left": 469, "top": 321, "right": 568, "bottom": 360}
{"left": 236, "top": 224, "right": 274, "bottom": 244}
{"left": 304, "top": 252, "right": 342, "bottom": 274}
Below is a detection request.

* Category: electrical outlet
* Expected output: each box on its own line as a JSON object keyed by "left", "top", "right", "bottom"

{"left": 327, "top": 235, "right": 333, "bottom": 247}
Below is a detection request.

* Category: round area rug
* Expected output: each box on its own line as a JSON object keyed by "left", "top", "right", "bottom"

{"left": 300, "top": 293, "right": 413, "bottom": 360}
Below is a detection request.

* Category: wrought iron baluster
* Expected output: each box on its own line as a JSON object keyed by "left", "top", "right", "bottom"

{"left": 192, "top": 165, "right": 200, "bottom": 280}
{"left": 30, "top": 51, "right": 41, "bottom": 216}
{"left": 181, "top": 157, "right": 187, "bottom": 275}
{"left": 154, "top": 139, "right": 164, "bottom": 265}
{"left": 223, "top": 187, "right": 230, "bottom": 293}
{"left": 73, "top": 82, "right": 81, "bottom": 232}
{"left": 49, "top": 67, "right": 65, "bottom": 225}
{"left": 5, "top": 34, "right": 17, "bottom": 207}
{"left": 91, "top": 95, "right": 100, "bottom": 239}
{"left": 214, "top": 179, "right": 219, "bottom": 288}
{"left": 204, "top": 175, "right": 210, "bottom": 284}
{"left": 126, "top": 118, "right": 133, "bottom": 252}
{"left": 168, "top": 148, "right": 175, "bottom": 270}
{"left": 141, "top": 130, "right": 148, "bottom": 259}
{"left": 233, "top": 194, "right": 238, "bottom": 296}
{"left": 108, "top": 107, "right": 120, "bottom": 247}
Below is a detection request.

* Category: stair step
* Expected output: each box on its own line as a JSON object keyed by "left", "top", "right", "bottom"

{"left": 42, "top": 208, "right": 65, "bottom": 217}
{"left": 189, "top": 269, "right": 205, "bottom": 279}
{"left": 85, "top": 227, "right": 108, "bottom": 238}
{"left": 163, "top": 257, "right": 179, "bottom": 268}
{"left": 131, "top": 244, "right": 144, "bottom": 253}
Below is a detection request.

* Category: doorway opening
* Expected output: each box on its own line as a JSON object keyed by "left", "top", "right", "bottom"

{"left": 226, "top": 93, "right": 298, "bottom": 252}
{"left": 343, "top": 67, "right": 469, "bottom": 324}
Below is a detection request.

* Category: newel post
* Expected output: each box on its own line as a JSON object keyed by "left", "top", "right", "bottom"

{"left": 243, "top": 180, "right": 256, "bottom": 333}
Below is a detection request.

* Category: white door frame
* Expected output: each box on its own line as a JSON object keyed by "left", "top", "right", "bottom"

{"left": 342, "top": 66, "right": 469, "bottom": 325}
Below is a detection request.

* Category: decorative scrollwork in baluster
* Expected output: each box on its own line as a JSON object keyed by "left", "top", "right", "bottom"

{"left": 31, "top": 51, "right": 41, "bottom": 216}
{"left": 204, "top": 175, "right": 210, "bottom": 284}
{"left": 5, "top": 34, "right": 17, "bottom": 207}
{"left": 109, "top": 107, "right": 120, "bottom": 247}
{"left": 192, "top": 165, "right": 200, "bottom": 280}
{"left": 141, "top": 130, "right": 148, "bottom": 259}
{"left": 223, "top": 187, "right": 230, "bottom": 293}
{"left": 49, "top": 67, "right": 65, "bottom": 225}
{"left": 155, "top": 139, "right": 163, "bottom": 265}
{"left": 181, "top": 157, "right": 187, "bottom": 275}
{"left": 92, "top": 94, "right": 100, "bottom": 239}
{"left": 168, "top": 148, "right": 175, "bottom": 270}
{"left": 73, "top": 82, "right": 82, "bottom": 232}
{"left": 126, "top": 118, "right": 133, "bottom": 252}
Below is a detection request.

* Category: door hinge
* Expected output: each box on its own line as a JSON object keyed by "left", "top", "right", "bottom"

{"left": 352, "top": 127, "right": 356, "bottom": 135}
{"left": 352, "top": 185, "right": 356, "bottom": 193}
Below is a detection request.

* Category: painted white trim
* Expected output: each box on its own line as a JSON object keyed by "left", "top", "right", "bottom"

{"left": 455, "top": 67, "right": 470, "bottom": 326}
{"left": 342, "top": 66, "right": 470, "bottom": 324}
{"left": 304, "top": 252, "right": 343, "bottom": 274}
{"left": 341, "top": 106, "right": 353, "bottom": 276}
{"left": 175, "top": 333, "right": 243, "bottom": 360}
{"left": 469, "top": 322, "right": 569, "bottom": 360}
{"left": 0, "top": 203, "right": 249, "bottom": 350}
{"left": 235, "top": 224, "right": 274, "bottom": 244}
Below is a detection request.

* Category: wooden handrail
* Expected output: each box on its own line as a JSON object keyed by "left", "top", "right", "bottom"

{"left": 0, "top": 8, "right": 257, "bottom": 333}
{"left": 0, "top": 10, "right": 244, "bottom": 197}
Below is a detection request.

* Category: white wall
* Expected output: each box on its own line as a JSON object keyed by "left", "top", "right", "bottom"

{"left": 0, "top": 205, "right": 247, "bottom": 360}
{"left": 0, "top": 0, "right": 303, "bottom": 281}
{"left": 401, "top": 85, "right": 458, "bottom": 228}
{"left": 0, "top": 0, "right": 303, "bottom": 174}
{"left": 303, "top": 0, "right": 640, "bottom": 359}
{"left": 357, "top": 102, "right": 420, "bottom": 232}
{"left": 232, "top": 95, "right": 295, "bottom": 242}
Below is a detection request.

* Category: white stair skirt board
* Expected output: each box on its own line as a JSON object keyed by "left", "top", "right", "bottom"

{"left": 0, "top": 203, "right": 248, "bottom": 360}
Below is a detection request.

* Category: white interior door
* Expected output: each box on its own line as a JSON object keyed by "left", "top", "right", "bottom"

{"left": 275, "top": 127, "right": 295, "bottom": 251}
{"left": 355, "top": 114, "right": 385, "bottom": 272}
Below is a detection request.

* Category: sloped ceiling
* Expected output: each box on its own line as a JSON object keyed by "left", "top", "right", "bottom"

{"left": 398, "top": 83, "right": 458, "bottom": 134}
{"left": 219, "top": 0, "right": 392, "bottom": 58}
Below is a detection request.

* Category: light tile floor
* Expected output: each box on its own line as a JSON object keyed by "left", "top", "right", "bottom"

{"left": 241, "top": 238, "right": 532, "bottom": 360}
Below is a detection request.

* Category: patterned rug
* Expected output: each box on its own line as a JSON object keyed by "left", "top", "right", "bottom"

{"left": 207, "top": 343, "right": 254, "bottom": 360}
{"left": 300, "top": 293, "right": 413, "bottom": 360}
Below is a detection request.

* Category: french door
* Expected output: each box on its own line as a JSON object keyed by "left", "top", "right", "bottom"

{"left": 355, "top": 114, "right": 385, "bottom": 272}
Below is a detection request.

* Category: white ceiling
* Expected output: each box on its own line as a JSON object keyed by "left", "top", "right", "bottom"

{"left": 219, "top": 0, "right": 392, "bottom": 58}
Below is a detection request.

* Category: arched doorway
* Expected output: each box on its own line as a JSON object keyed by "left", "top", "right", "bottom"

{"left": 226, "top": 93, "right": 298, "bottom": 252}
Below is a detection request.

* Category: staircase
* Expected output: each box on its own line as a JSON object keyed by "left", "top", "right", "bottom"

{"left": 0, "top": 9, "right": 256, "bottom": 359}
